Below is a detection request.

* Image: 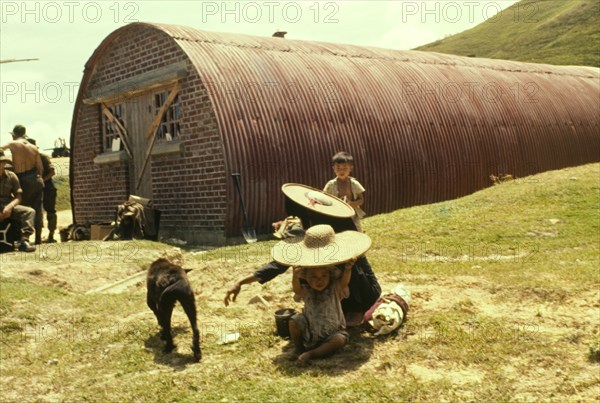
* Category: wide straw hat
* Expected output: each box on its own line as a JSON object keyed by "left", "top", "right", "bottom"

{"left": 281, "top": 183, "right": 354, "bottom": 218}
{"left": 271, "top": 224, "right": 371, "bottom": 267}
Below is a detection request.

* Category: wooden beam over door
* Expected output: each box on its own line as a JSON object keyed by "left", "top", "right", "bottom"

{"left": 136, "top": 82, "right": 180, "bottom": 191}
{"left": 83, "top": 61, "right": 187, "bottom": 105}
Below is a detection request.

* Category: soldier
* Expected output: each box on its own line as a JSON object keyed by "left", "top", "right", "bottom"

{"left": 0, "top": 125, "right": 44, "bottom": 244}
{"left": 40, "top": 151, "right": 57, "bottom": 243}
{"left": 25, "top": 137, "right": 58, "bottom": 243}
{"left": 0, "top": 152, "right": 36, "bottom": 252}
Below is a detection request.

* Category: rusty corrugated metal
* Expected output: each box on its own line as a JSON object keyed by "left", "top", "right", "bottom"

{"left": 150, "top": 23, "right": 600, "bottom": 236}
{"left": 75, "top": 23, "right": 600, "bottom": 239}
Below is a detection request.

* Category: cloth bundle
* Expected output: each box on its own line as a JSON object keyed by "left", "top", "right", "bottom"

{"left": 272, "top": 216, "right": 304, "bottom": 239}
{"left": 116, "top": 201, "right": 146, "bottom": 239}
{"left": 364, "top": 284, "right": 411, "bottom": 336}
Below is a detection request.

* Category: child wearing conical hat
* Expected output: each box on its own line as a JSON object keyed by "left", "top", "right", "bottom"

{"left": 271, "top": 224, "right": 371, "bottom": 365}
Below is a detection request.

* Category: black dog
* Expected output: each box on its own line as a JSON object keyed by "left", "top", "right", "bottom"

{"left": 146, "top": 258, "right": 201, "bottom": 361}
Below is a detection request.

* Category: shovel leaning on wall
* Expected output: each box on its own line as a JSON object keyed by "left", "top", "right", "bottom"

{"left": 231, "top": 173, "right": 258, "bottom": 243}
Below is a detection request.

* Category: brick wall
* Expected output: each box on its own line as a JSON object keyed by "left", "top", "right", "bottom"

{"left": 73, "top": 25, "right": 227, "bottom": 243}
{"left": 72, "top": 102, "right": 129, "bottom": 224}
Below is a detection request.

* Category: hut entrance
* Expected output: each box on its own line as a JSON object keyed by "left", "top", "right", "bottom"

{"left": 127, "top": 84, "right": 181, "bottom": 199}
{"left": 125, "top": 92, "right": 155, "bottom": 199}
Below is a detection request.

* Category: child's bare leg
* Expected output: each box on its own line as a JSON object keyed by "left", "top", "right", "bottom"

{"left": 286, "top": 318, "right": 304, "bottom": 360}
{"left": 298, "top": 334, "right": 346, "bottom": 365}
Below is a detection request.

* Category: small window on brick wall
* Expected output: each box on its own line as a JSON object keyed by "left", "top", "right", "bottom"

{"left": 154, "top": 91, "right": 181, "bottom": 141}
{"left": 101, "top": 103, "right": 126, "bottom": 152}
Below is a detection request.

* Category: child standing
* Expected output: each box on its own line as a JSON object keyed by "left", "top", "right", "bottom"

{"left": 323, "top": 151, "right": 366, "bottom": 232}
{"left": 271, "top": 224, "right": 372, "bottom": 365}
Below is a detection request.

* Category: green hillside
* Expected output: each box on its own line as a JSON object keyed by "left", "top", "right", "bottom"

{"left": 416, "top": 0, "right": 600, "bottom": 67}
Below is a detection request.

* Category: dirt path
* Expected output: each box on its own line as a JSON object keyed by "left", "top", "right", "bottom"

{"left": 39, "top": 209, "right": 72, "bottom": 242}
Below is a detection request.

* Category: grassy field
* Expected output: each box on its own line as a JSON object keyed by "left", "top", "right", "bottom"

{"left": 416, "top": 0, "right": 600, "bottom": 68}
{"left": 50, "top": 157, "right": 71, "bottom": 211}
{"left": 54, "top": 176, "right": 71, "bottom": 211}
{"left": 0, "top": 163, "right": 598, "bottom": 402}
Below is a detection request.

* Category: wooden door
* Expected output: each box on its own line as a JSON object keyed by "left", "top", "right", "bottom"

{"left": 125, "top": 93, "right": 154, "bottom": 199}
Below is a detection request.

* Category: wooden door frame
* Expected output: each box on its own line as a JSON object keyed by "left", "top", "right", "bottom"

{"left": 135, "top": 82, "right": 180, "bottom": 191}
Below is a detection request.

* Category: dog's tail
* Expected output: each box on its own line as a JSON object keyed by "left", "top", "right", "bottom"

{"left": 160, "top": 279, "right": 193, "bottom": 308}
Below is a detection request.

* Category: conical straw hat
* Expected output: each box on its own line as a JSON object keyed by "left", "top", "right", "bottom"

{"left": 281, "top": 183, "right": 354, "bottom": 218}
{"left": 271, "top": 224, "right": 371, "bottom": 267}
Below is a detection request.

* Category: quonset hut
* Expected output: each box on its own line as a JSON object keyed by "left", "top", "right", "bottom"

{"left": 70, "top": 22, "right": 600, "bottom": 244}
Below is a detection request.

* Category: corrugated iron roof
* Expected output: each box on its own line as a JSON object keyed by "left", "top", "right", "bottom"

{"left": 75, "top": 23, "right": 600, "bottom": 237}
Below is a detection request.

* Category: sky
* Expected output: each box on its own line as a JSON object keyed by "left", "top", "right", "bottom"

{"left": 0, "top": 0, "right": 519, "bottom": 152}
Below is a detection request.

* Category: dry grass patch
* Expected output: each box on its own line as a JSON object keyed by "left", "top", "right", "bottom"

{"left": 1, "top": 163, "right": 598, "bottom": 402}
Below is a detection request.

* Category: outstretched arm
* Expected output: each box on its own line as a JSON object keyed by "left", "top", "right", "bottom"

{"left": 224, "top": 274, "right": 259, "bottom": 306}
{"left": 224, "top": 262, "right": 290, "bottom": 306}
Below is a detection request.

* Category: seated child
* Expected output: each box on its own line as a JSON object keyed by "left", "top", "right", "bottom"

{"left": 288, "top": 264, "right": 351, "bottom": 366}
{"left": 271, "top": 224, "right": 372, "bottom": 365}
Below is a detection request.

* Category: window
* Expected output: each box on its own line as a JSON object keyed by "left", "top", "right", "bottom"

{"left": 101, "top": 103, "right": 125, "bottom": 151}
{"left": 154, "top": 91, "right": 181, "bottom": 141}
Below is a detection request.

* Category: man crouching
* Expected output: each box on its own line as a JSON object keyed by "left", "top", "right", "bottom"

{"left": 0, "top": 152, "right": 36, "bottom": 252}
